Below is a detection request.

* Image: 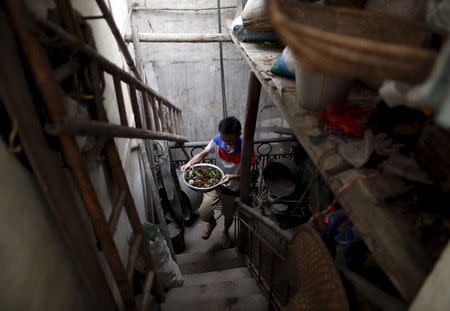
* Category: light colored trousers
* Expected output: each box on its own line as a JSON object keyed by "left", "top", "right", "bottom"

{"left": 198, "top": 190, "right": 236, "bottom": 224}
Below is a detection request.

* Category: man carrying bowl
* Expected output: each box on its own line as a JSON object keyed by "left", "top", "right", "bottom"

{"left": 181, "top": 117, "right": 255, "bottom": 248}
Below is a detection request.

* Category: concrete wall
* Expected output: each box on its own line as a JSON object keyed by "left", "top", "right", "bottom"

{"left": 130, "top": 0, "right": 288, "bottom": 142}
{"left": 0, "top": 142, "right": 95, "bottom": 311}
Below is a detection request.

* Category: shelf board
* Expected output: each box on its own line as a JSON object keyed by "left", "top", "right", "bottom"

{"left": 230, "top": 31, "right": 431, "bottom": 301}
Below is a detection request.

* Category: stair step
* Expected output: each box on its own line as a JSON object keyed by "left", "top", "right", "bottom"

{"left": 165, "top": 278, "right": 261, "bottom": 303}
{"left": 177, "top": 248, "right": 244, "bottom": 274}
{"left": 162, "top": 276, "right": 267, "bottom": 307}
{"left": 161, "top": 293, "right": 269, "bottom": 311}
{"left": 182, "top": 267, "right": 252, "bottom": 287}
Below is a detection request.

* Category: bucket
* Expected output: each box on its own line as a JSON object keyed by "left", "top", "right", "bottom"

{"left": 263, "top": 159, "right": 300, "bottom": 197}
{"left": 295, "top": 62, "right": 352, "bottom": 112}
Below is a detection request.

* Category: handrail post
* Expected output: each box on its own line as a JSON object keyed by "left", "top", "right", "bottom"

{"left": 240, "top": 70, "right": 261, "bottom": 205}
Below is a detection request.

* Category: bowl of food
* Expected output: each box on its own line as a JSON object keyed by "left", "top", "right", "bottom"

{"left": 182, "top": 163, "right": 224, "bottom": 193}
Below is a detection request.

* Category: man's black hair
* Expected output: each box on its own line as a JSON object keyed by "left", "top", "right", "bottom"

{"left": 218, "top": 116, "right": 242, "bottom": 134}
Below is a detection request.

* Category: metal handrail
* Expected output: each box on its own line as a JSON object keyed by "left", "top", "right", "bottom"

{"left": 169, "top": 136, "right": 296, "bottom": 148}
{"left": 237, "top": 199, "right": 293, "bottom": 243}
{"left": 235, "top": 199, "right": 293, "bottom": 311}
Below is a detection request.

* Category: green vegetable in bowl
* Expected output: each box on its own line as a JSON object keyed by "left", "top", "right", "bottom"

{"left": 185, "top": 166, "right": 221, "bottom": 188}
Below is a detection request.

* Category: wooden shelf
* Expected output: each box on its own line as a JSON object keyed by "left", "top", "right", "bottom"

{"left": 230, "top": 31, "right": 432, "bottom": 302}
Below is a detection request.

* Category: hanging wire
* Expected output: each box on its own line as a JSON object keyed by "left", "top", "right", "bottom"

{"left": 217, "top": 0, "right": 227, "bottom": 118}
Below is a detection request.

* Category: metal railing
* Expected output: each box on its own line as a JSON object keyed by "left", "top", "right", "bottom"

{"left": 236, "top": 199, "right": 292, "bottom": 311}
{"left": 170, "top": 137, "right": 301, "bottom": 310}
{"left": 170, "top": 136, "right": 298, "bottom": 206}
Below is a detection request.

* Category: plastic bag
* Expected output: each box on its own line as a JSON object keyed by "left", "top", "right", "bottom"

{"left": 271, "top": 47, "right": 296, "bottom": 79}
{"left": 148, "top": 235, "right": 183, "bottom": 289}
{"left": 133, "top": 223, "right": 183, "bottom": 289}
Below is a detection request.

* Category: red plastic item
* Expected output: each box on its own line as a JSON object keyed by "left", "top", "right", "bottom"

{"left": 321, "top": 101, "right": 376, "bottom": 137}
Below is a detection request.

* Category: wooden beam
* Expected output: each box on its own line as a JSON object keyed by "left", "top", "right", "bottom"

{"left": 108, "top": 190, "right": 128, "bottom": 233}
{"left": 272, "top": 126, "right": 294, "bottom": 136}
{"left": 240, "top": 71, "right": 262, "bottom": 204}
{"left": 112, "top": 75, "right": 128, "bottom": 126}
{"left": 169, "top": 136, "right": 296, "bottom": 148}
{"left": 129, "top": 85, "right": 143, "bottom": 128}
{"left": 138, "top": 144, "right": 176, "bottom": 260}
{"left": 124, "top": 32, "right": 232, "bottom": 43}
{"left": 46, "top": 119, "right": 189, "bottom": 143}
{"left": 410, "top": 241, "right": 450, "bottom": 311}
{"left": 338, "top": 265, "right": 408, "bottom": 311}
{"left": 127, "top": 234, "right": 143, "bottom": 282}
{"left": 230, "top": 31, "right": 431, "bottom": 301}
{"left": 94, "top": 0, "right": 141, "bottom": 79}
{"left": 0, "top": 8, "right": 118, "bottom": 310}
{"left": 141, "top": 270, "right": 156, "bottom": 310}
{"left": 132, "top": 6, "right": 236, "bottom": 11}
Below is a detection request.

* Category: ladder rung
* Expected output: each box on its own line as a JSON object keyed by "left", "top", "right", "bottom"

{"left": 82, "top": 15, "right": 104, "bottom": 20}
{"left": 127, "top": 233, "right": 143, "bottom": 282}
{"left": 141, "top": 270, "right": 155, "bottom": 310}
{"left": 108, "top": 190, "right": 127, "bottom": 233}
{"left": 45, "top": 119, "right": 188, "bottom": 143}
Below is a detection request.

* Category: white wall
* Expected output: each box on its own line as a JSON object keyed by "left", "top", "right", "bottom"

{"left": 130, "top": 0, "right": 288, "bottom": 141}
{"left": 0, "top": 142, "right": 95, "bottom": 311}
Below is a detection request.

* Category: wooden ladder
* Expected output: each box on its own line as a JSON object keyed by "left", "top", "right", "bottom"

{"left": 4, "top": 1, "right": 187, "bottom": 310}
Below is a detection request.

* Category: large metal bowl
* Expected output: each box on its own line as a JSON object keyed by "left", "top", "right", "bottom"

{"left": 181, "top": 163, "right": 224, "bottom": 193}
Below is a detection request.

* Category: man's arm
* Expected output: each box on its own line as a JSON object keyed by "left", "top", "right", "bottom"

{"left": 180, "top": 150, "right": 209, "bottom": 172}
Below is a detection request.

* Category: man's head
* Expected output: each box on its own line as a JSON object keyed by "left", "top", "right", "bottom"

{"left": 218, "top": 116, "right": 241, "bottom": 150}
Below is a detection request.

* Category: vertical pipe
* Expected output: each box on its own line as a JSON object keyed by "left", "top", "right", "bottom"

{"left": 217, "top": 0, "right": 227, "bottom": 118}
{"left": 240, "top": 71, "right": 261, "bottom": 205}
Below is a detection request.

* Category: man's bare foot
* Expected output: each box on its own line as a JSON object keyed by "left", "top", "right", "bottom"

{"left": 201, "top": 219, "right": 217, "bottom": 240}
{"left": 222, "top": 231, "right": 233, "bottom": 249}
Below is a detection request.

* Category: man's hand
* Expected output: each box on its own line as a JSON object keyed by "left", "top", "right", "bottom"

{"left": 220, "top": 174, "right": 238, "bottom": 185}
{"left": 180, "top": 163, "right": 191, "bottom": 172}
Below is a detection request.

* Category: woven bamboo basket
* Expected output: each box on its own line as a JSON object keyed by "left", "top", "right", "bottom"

{"left": 286, "top": 225, "right": 349, "bottom": 311}
{"left": 267, "top": 0, "right": 448, "bottom": 84}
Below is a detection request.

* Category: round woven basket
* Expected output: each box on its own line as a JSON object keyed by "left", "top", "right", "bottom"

{"left": 286, "top": 225, "right": 349, "bottom": 311}
{"left": 267, "top": 0, "right": 448, "bottom": 84}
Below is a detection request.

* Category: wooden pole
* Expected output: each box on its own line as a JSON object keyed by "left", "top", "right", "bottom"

{"left": 142, "top": 92, "right": 155, "bottom": 131}
{"left": 240, "top": 71, "right": 261, "bottom": 205}
{"left": 410, "top": 241, "right": 450, "bottom": 311}
{"left": 339, "top": 265, "right": 408, "bottom": 311}
{"left": 124, "top": 32, "right": 232, "bottom": 43}
{"left": 112, "top": 75, "right": 128, "bottom": 126}
{"left": 94, "top": 0, "right": 141, "bottom": 79}
{"left": 128, "top": 85, "right": 143, "bottom": 128}
{"left": 138, "top": 144, "right": 176, "bottom": 260}
{"left": 46, "top": 119, "right": 189, "bottom": 142}
{"left": 149, "top": 94, "right": 162, "bottom": 132}
{"left": 46, "top": 119, "right": 187, "bottom": 142}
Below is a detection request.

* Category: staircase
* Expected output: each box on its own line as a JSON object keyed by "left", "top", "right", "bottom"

{"left": 161, "top": 223, "right": 269, "bottom": 311}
